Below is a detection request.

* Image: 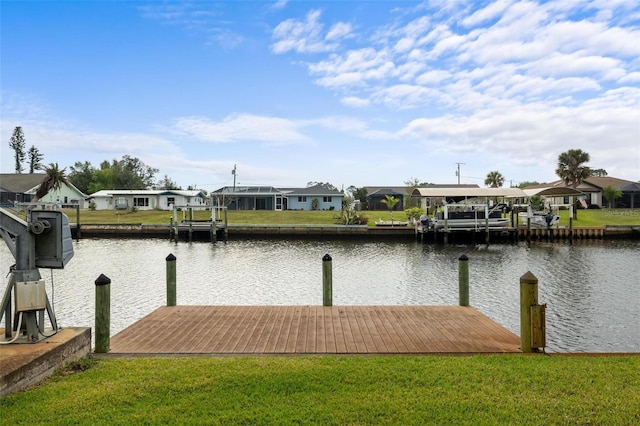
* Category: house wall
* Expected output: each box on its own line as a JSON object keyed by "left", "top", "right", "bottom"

{"left": 158, "top": 195, "right": 205, "bottom": 210}
{"left": 226, "top": 196, "right": 274, "bottom": 210}
{"left": 91, "top": 195, "right": 158, "bottom": 210}
{"left": 288, "top": 196, "right": 342, "bottom": 210}
{"left": 35, "top": 185, "right": 85, "bottom": 206}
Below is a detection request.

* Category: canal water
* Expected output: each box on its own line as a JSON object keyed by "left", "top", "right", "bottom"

{"left": 1, "top": 238, "right": 638, "bottom": 353}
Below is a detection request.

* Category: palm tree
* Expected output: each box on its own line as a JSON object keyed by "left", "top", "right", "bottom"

{"left": 381, "top": 195, "right": 400, "bottom": 224}
{"left": 556, "top": 149, "right": 590, "bottom": 219}
{"left": 484, "top": 171, "right": 504, "bottom": 188}
{"left": 31, "top": 163, "right": 69, "bottom": 206}
{"left": 602, "top": 185, "right": 622, "bottom": 208}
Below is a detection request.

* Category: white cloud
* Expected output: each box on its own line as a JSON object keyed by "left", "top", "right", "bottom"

{"left": 326, "top": 22, "right": 353, "bottom": 41}
{"left": 271, "top": 9, "right": 351, "bottom": 54}
{"left": 171, "top": 114, "right": 311, "bottom": 145}
{"left": 272, "top": 0, "right": 288, "bottom": 11}
{"left": 462, "top": 0, "right": 512, "bottom": 28}
{"left": 341, "top": 96, "right": 370, "bottom": 108}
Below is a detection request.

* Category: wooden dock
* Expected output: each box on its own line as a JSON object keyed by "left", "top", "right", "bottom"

{"left": 109, "top": 305, "right": 521, "bottom": 355}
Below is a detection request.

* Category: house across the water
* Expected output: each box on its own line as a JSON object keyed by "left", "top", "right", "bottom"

{"left": 211, "top": 184, "right": 343, "bottom": 211}
{"left": 87, "top": 189, "right": 207, "bottom": 210}
{"left": 0, "top": 173, "right": 86, "bottom": 208}
{"left": 523, "top": 177, "right": 640, "bottom": 208}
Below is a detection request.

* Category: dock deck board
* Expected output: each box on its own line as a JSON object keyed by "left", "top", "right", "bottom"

{"left": 109, "top": 306, "right": 521, "bottom": 355}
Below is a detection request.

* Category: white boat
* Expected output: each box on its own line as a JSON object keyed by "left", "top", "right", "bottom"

{"left": 425, "top": 203, "right": 510, "bottom": 231}
{"left": 518, "top": 206, "right": 560, "bottom": 229}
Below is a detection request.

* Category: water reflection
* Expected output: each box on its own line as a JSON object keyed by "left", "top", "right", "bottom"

{"left": 1, "top": 238, "right": 638, "bottom": 353}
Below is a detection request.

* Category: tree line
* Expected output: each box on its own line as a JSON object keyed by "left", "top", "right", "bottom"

{"left": 9, "top": 126, "right": 620, "bottom": 207}
{"left": 7, "top": 126, "right": 182, "bottom": 194}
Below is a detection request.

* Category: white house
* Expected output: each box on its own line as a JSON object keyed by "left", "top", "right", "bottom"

{"left": 87, "top": 189, "right": 207, "bottom": 210}
{"left": 0, "top": 173, "right": 86, "bottom": 207}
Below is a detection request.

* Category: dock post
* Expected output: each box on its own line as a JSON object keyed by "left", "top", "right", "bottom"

{"left": 520, "top": 271, "right": 538, "bottom": 353}
{"left": 169, "top": 217, "right": 174, "bottom": 241}
{"left": 458, "top": 254, "right": 469, "bottom": 306}
{"left": 166, "top": 254, "right": 177, "bottom": 306}
{"left": 94, "top": 274, "right": 111, "bottom": 353}
{"left": 569, "top": 205, "right": 574, "bottom": 245}
{"left": 485, "top": 204, "right": 490, "bottom": 245}
{"left": 322, "top": 254, "right": 332, "bottom": 306}
{"left": 188, "top": 208, "right": 193, "bottom": 242}
{"left": 75, "top": 205, "right": 81, "bottom": 240}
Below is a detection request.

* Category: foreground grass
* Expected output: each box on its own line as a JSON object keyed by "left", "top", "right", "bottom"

{"left": 59, "top": 207, "right": 640, "bottom": 227}
{"left": 2, "top": 355, "right": 639, "bottom": 425}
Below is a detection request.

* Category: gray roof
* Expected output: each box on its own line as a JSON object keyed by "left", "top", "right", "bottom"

{"left": 212, "top": 186, "right": 283, "bottom": 195}
{"left": 524, "top": 177, "right": 635, "bottom": 192}
{"left": 365, "top": 184, "right": 479, "bottom": 195}
{"left": 286, "top": 184, "right": 342, "bottom": 196}
{"left": 0, "top": 173, "right": 47, "bottom": 193}
{"left": 212, "top": 185, "right": 343, "bottom": 197}
{"left": 368, "top": 188, "right": 405, "bottom": 197}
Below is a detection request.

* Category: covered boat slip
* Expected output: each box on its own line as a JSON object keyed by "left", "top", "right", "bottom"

{"left": 411, "top": 187, "right": 584, "bottom": 243}
{"left": 410, "top": 186, "right": 584, "bottom": 205}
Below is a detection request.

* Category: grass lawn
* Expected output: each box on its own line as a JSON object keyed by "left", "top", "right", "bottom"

{"left": 56, "top": 207, "right": 640, "bottom": 227}
{"left": 1, "top": 355, "right": 638, "bottom": 425}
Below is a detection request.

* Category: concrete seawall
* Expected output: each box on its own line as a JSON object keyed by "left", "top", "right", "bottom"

{"left": 71, "top": 223, "right": 640, "bottom": 241}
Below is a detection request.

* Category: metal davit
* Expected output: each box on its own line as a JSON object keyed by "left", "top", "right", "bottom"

{"left": 0, "top": 206, "right": 74, "bottom": 344}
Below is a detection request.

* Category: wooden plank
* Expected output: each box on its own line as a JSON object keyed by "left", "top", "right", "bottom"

{"left": 263, "top": 306, "right": 289, "bottom": 353}
{"left": 222, "top": 306, "right": 264, "bottom": 353}
{"left": 294, "top": 306, "right": 310, "bottom": 353}
{"left": 368, "top": 306, "right": 401, "bottom": 353}
{"left": 338, "top": 307, "right": 358, "bottom": 352}
{"left": 109, "top": 305, "right": 521, "bottom": 355}
{"left": 242, "top": 306, "right": 274, "bottom": 353}
{"left": 307, "top": 306, "right": 319, "bottom": 353}
{"left": 343, "top": 307, "right": 367, "bottom": 352}
{"left": 327, "top": 307, "right": 345, "bottom": 353}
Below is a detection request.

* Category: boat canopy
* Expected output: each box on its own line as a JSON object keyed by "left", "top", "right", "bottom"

{"left": 411, "top": 187, "right": 527, "bottom": 198}
{"left": 411, "top": 187, "right": 585, "bottom": 199}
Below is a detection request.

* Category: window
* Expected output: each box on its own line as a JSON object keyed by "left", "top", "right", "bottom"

{"left": 298, "top": 196, "right": 307, "bottom": 202}
{"left": 167, "top": 197, "right": 175, "bottom": 206}
{"left": 134, "top": 197, "right": 149, "bottom": 207}
{"left": 323, "top": 196, "right": 332, "bottom": 202}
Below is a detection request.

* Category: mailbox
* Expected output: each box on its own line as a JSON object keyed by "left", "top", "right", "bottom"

{"left": 30, "top": 210, "right": 74, "bottom": 269}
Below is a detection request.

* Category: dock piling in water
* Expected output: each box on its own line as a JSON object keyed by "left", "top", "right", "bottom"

{"left": 166, "top": 254, "right": 177, "bottom": 306}
{"left": 94, "top": 274, "right": 111, "bottom": 353}
{"left": 458, "top": 254, "right": 469, "bottom": 306}
{"left": 322, "top": 254, "right": 333, "bottom": 306}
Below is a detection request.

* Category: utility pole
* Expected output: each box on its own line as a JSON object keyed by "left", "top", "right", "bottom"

{"left": 455, "top": 163, "right": 465, "bottom": 185}
{"left": 231, "top": 164, "right": 237, "bottom": 192}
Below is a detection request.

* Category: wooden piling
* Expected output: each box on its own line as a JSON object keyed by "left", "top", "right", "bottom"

{"left": 458, "top": 254, "right": 469, "bottom": 307}
{"left": 322, "top": 254, "right": 332, "bottom": 306}
{"left": 75, "top": 205, "right": 81, "bottom": 240}
{"left": 519, "top": 271, "right": 538, "bottom": 353}
{"left": 166, "top": 254, "right": 176, "bottom": 306}
{"left": 94, "top": 274, "right": 111, "bottom": 353}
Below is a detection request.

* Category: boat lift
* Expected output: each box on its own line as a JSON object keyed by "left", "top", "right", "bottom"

{"left": 0, "top": 207, "right": 74, "bottom": 343}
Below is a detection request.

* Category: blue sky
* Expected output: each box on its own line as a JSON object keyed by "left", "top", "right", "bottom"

{"left": 1, "top": 0, "right": 639, "bottom": 192}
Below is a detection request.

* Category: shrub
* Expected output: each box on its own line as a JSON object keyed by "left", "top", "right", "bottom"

{"left": 404, "top": 207, "right": 425, "bottom": 221}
